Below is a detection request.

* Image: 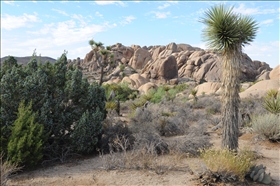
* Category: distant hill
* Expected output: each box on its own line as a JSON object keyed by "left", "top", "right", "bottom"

{"left": 0, "top": 56, "right": 56, "bottom": 66}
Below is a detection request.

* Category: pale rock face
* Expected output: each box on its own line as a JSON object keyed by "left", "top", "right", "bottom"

{"left": 129, "top": 48, "right": 152, "bottom": 69}
{"left": 141, "top": 55, "right": 178, "bottom": 80}
{"left": 194, "top": 82, "right": 222, "bottom": 96}
{"left": 121, "top": 74, "right": 149, "bottom": 89}
{"left": 239, "top": 79, "right": 280, "bottom": 98}
{"left": 256, "top": 71, "right": 270, "bottom": 81}
{"left": 269, "top": 65, "right": 280, "bottom": 80}
{"left": 138, "top": 82, "right": 157, "bottom": 95}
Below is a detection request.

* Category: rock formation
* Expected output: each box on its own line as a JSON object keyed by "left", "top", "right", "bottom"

{"left": 74, "top": 42, "right": 273, "bottom": 91}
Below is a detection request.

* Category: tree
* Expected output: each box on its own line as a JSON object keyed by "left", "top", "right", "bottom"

{"left": 88, "top": 39, "right": 115, "bottom": 85}
{"left": 1, "top": 53, "right": 107, "bottom": 162}
{"left": 7, "top": 101, "right": 44, "bottom": 168}
{"left": 200, "top": 4, "right": 258, "bottom": 150}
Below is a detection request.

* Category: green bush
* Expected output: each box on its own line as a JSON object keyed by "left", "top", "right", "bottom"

{"left": 251, "top": 114, "right": 280, "bottom": 141}
{"left": 1, "top": 53, "right": 107, "bottom": 162}
{"left": 7, "top": 101, "right": 44, "bottom": 168}
{"left": 72, "top": 110, "right": 103, "bottom": 154}
{"left": 103, "top": 82, "right": 138, "bottom": 102}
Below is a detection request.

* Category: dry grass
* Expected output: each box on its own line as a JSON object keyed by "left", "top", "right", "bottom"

{"left": 1, "top": 153, "right": 22, "bottom": 186}
{"left": 200, "top": 147, "right": 256, "bottom": 181}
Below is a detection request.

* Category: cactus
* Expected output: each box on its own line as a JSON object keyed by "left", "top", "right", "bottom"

{"left": 249, "top": 164, "right": 272, "bottom": 185}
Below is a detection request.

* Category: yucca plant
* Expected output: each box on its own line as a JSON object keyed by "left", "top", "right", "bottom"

{"left": 200, "top": 4, "right": 258, "bottom": 150}
{"left": 263, "top": 89, "right": 280, "bottom": 115}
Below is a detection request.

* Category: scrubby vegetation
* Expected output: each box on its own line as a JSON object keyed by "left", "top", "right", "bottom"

{"left": 251, "top": 114, "right": 280, "bottom": 142}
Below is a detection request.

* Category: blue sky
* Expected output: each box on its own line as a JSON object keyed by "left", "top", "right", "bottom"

{"left": 1, "top": 1, "right": 279, "bottom": 68}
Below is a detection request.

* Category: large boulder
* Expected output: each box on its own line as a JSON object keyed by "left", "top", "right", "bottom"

{"left": 129, "top": 48, "right": 152, "bottom": 69}
{"left": 121, "top": 74, "right": 149, "bottom": 89}
{"left": 194, "top": 82, "right": 221, "bottom": 96}
{"left": 269, "top": 65, "right": 280, "bottom": 80}
{"left": 240, "top": 80, "right": 280, "bottom": 98}
{"left": 138, "top": 82, "right": 157, "bottom": 95}
{"left": 141, "top": 55, "right": 178, "bottom": 80}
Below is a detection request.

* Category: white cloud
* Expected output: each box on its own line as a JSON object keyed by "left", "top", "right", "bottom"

{"left": 21, "top": 19, "right": 117, "bottom": 47}
{"left": 260, "top": 19, "right": 273, "bottom": 25}
{"left": 52, "top": 8, "right": 69, "bottom": 16}
{"left": 95, "top": 11, "right": 103, "bottom": 17}
{"left": 244, "top": 41, "right": 279, "bottom": 68}
{"left": 3, "top": 1, "right": 17, "bottom": 6}
{"left": 151, "top": 11, "right": 170, "bottom": 19}
{"left": 233, "top": 3, "right": 277, "bottom": 15}
{"left": 3, "top": 20, "right": 117, "bottom": 59}
{"left": 94, "top": 1, "right": 126, "bottom": 7}
{"left": 158, "top": 3, "right": 170, "bottom": 10}
{"left": 1, "top": 13, "right": 41, "bottom": 30}
{"left": 120, "top": 15, "right": 136, "bottom": 25}
{"left": 71, "top": 14, "right": 87, "bottom": 26}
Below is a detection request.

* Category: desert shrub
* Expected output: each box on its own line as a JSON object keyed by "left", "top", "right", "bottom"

{"left": 150, "top": 86, "right": 166, "bottom": 103}
{"left": 200, "top": 148, "right": 255, "bottom": 181}
{"left": 100, "top": 112, "right": 135, "bottom": 153}
{"left": 103, "top": 82, "right": 138, "bottom": 102}
{"left": 192, "top": 96, "right": 221, "bottom": 112}
{"left": 156, "top": 117, "right": 183, "bottom": 137}
{"left": 1, "top": 153, "right": 22, "bottom": 186}
{"left": 263, "top": 89, "right": 280, "bottom": 115}
{"left": 240, "top": 97, "right": 267, "bottom": 116}
{"left": 175, "top": 83, "right": 189, "bottom": 92}
{"left": 168, "top": 120, "right": 211, "bottom": 157}
{"left": 251, "top": 114, "right": 280, "bottom": 141}
{"left": 105, "top": 101, "right": 118, "bottom": 110}
{"left": 7, "top": 101, "right": 44, "bottom": 168}
{"left": 133, "top": 132, "right": 169, "bottom": 155}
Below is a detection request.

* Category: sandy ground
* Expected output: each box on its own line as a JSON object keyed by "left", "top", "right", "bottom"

{"left": 6, "top": 127, "right": 280, "bottom": 186}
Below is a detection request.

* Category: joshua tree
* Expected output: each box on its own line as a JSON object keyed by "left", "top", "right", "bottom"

{"left": 200, "top": 4, "right": 258, "bottom": 150}
{"left": 89, "top": 39, "right": 115, "bottom": 85}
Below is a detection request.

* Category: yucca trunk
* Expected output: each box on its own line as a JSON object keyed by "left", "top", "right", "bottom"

{"left": 221, "top": 46, "right": 242, "bottom": 150}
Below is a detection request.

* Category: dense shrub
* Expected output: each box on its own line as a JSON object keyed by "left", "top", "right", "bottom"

{"left": 1, "top": 53, "right": 106, "bottom": 162}
{"left": 7, "top": 101, "right": 44, "bottom": 168}
{"left": 251, "top": 114, "right": 280, "bottom": 141}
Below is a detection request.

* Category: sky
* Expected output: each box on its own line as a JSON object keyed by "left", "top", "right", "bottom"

{"left": 1, "top": 1, "right": 279, "bottom": 68}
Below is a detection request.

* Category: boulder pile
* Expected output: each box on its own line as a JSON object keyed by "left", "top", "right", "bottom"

{"left": 70, "top": 42, "right": 275, "bottom": 95}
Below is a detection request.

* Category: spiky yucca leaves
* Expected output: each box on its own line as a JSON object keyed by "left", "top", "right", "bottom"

{"left": 263, "top": 89, "right": 280, "bottom": 115}
{"left": 200, "top": 4, "right": 258, "bottom": 150}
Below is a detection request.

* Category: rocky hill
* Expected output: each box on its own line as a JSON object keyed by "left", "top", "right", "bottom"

{"left": 69, "top": 42, "right": 272, "bottom": 87}
{"left": 0, "top": 56, "right": 56, "bottom": 66}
